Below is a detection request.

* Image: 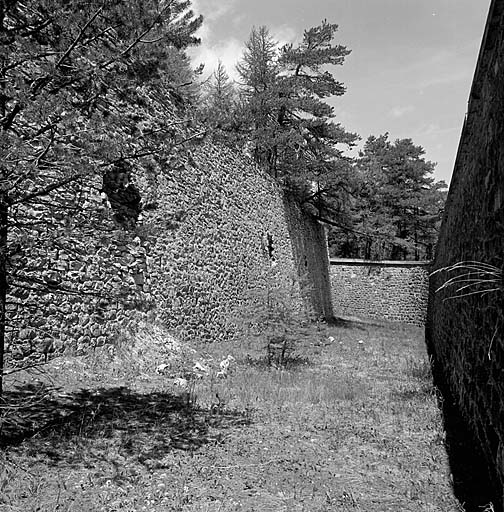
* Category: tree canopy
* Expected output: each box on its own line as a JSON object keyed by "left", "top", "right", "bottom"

{"left": 198, "top": 60, "right": 237, "bottom": 132}
{"left": 329, "top": 134, "right": 447, "bottom": 260}
{"left": 232, "top": 21, "right": 359, "bottom": 225}
{"left": 198, "top": 21, "right": 447, "bottom": 262}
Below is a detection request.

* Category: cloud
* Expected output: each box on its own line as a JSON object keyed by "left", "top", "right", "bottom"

{"left": 188, "top": 0, "right": 242, "bottom": 79}
{"left": 188, "top": 37, "right": 243, "bottom": 80}
{"left": 399, "top": 48, "right": 473, "bottom": 91}
{"left": 416, "top": 123, "right": 460, "bottom": 137}
{"left": 191, "top": 0, "right": 238, "bottom": 47}
{"left": 191, "top": 0, "right": 237, "bottom": 23}
{"left": 389, "top": 105, "right": 415, "bottom": 118}
{"left": 381, "top": 47, "right": 472, "bottom": 93}
{"left": 418, "top": 123, "right": 442, "bottom": 137}
{"left": 415, "top": 70, "right": 471, "bottom": 90}
{"left": 273, "top": 24, "right": 297, "bottom": 47}
{"left": 188, "top": 20, "right": 297, "bottom": 81}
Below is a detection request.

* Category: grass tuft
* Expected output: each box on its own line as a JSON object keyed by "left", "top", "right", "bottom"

{"left": 432, "top": 260, "right": 503, "bottom": 300}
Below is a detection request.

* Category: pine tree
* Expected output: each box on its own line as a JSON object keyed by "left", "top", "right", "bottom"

{"left": 276, "top": 20, "right": 357, "bottom": 188}
{"left": 236, "top": 19, "right": 358, "bottom": 213}
{"left": 237, "top": 26, "right": 278, "bottom": 93}
{"left": 236, "top": 26, "right": 281, "bottom": 166}
{"left": 199, "top": 61, "right": 237, "bottom": 131}
{"left": 330, "top": 134, "right": 447, "bottom": 260}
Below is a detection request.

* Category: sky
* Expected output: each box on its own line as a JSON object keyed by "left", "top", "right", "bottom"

{"left": 188, "top": 0, "right": 492, "bottom": 185}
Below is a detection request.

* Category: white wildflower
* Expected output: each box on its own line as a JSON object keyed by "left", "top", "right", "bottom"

{"left": 173, "top": 377, "right": 189, "bottom": 389}
{"left": 193, "top": 361, "right": 209, "bottom": 374}
{"left": 217, "top": 355, "right": 235, "bottom": 378}
{"left": 156, "top": 363, "right": 169, "bottom": 374}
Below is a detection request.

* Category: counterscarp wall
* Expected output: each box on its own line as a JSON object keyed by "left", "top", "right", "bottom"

{"left": 330, "top": 259, "right": 430, "bottom": 326}
{"left": 427, "top": 0, "right": 504, "bottom": 506}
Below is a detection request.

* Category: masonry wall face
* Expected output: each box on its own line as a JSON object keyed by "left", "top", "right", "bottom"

{"left": 427, "top": 1, "right": 504, "bottom": 503}
{"left": 330, "top": 260, "right": 430, "bottom": 326}
{"left": 7, "top": 125, "right": 332, "bottom": 362}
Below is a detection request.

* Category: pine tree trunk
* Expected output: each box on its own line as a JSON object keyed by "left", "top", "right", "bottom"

{"left": 0, "top": 12, "right": 7, "bottom": 397}
{"left": 0, "top": 192, "right": 7, "bottom": 397}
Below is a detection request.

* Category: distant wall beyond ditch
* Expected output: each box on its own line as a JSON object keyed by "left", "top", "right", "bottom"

{"left": 330, "top": 259, "right": 430, "bottom": 326}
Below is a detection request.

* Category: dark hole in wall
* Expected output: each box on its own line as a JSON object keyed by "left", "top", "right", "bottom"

{"left": 267, "top": 233, "right": 274, "bottom": 260}
{"left": 102, "top": 163, "right": 142, "bottom": 227}
{"left": 427, "top": 348, "right": 499, "bottom": 511}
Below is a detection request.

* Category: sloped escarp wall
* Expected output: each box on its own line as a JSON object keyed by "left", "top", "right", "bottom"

{"left": 285, "top": 204, "right": 333, "bottom": 320}
{"left": 427, "top": 0, "right": 504, "bottom": 506}
{"left": 7, "top": 131, "right": 332, "bottom": 363}
{"left": 330, "top": 259, "right": 429, "bottom": 325}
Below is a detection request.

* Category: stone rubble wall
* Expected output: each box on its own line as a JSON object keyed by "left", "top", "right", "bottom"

{"left": 330, "top": 259, "right": 430, "bottom": 326}
{"left": 426, "top": 0, "right": 504, "bottom": 504}
{"left": 7, "top": 133, "right": 333, "bottom": 363}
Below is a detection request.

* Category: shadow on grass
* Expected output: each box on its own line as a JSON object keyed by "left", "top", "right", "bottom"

{"left": 0, "top": 383, "right": 251, "bottom": 467}
{"left": 390, "top": 385, "right": 435, "bottom": 401}
{"left": 427, "top": 364, "right": 499, "bottom": 512}
{"left": 331, "top": 317, "right": 370, "bottom": 330}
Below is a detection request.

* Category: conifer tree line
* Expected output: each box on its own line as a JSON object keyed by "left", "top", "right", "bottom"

{"left": 0, "top": 0, "right": 446, "bottom": 390}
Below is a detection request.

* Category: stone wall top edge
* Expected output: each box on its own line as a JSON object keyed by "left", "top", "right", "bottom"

{"left": 439, "top": 0, "right": 502, "bottom": 236}
{"left": 467, "top": 0, "right": 503, "bottom": 103}
{"left": 329, "top": 258, "right": 432, "bottom": 268}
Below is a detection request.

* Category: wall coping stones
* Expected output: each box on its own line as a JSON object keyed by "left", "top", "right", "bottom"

{"left": 329, "top": 258, "right": 432, "bottom": 268}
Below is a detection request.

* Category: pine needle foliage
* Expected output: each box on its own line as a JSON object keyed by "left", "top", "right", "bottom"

{"left": 235, "top": 21, "right": 358, "bottom": 219}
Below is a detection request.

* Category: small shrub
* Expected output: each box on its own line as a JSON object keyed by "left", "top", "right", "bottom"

{"left": 236, "top": 268, "right": 323, "bottom": 367}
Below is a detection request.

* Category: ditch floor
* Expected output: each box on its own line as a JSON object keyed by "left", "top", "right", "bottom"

{"left": 0, "top": 321, "right": 476, "bottom": 511}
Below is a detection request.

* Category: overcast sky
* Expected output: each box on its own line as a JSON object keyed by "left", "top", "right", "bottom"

{"left": 189, "top": 0, "right": 491, "bottom": 184}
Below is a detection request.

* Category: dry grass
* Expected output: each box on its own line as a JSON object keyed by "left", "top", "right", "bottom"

{"left": 432, "top": 261, "right": 503, "bottom": 300}
{"left": 0, "top": 320, "right": 463, "bottom": 511}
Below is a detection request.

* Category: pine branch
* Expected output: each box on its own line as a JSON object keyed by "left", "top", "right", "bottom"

{"left": 1, "top": 103, "right": 22, "bottom": 131}
{"left": 56, "top": 7, "right": 104, "bottom": 68}
{"left": 2, "top": 362, "right": 47, "bottom": 376}
{"left": 12, "top": 173, "right": 86, "bottom": 205}
{"left": 100, "top": 3, "right": 173, "bottom": 70}
{"left": 13, "top": 276, "right": 124, "bottom": 300}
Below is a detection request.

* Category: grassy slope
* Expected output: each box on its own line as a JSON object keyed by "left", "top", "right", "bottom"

{"left": 1, "top": 322, "right": 460, "bottom": 511}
